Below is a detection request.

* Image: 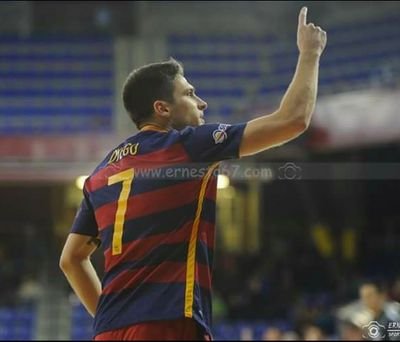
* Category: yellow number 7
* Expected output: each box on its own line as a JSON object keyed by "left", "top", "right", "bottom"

{"left": 107, "top": 168, "right": 134, "bottom": 255}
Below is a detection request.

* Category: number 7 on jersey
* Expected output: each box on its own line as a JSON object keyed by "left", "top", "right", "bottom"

{"left": 107, "top": 168, "right": 134, "bottom": 255}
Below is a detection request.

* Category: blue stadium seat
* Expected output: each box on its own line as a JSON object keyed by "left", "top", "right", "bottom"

{"left": 0, "top": 36, "right": 114, "bottom": 134}
{"left": 173, "top": 54, "right": 258, "bottom": 62}
{"left": 188, "top": 71, "right": 260, "bottom": 79}
{"left": 71, "top": 325, "right": 93, "bottom": 341}
{"left": 212, "top": 322, "right": 242, "bottom": 340}
{"left": 0, "top": 309, "right": 13, "bottom": 324}
{"left": 0, "top": 307, "right": 35, "bottom": 340}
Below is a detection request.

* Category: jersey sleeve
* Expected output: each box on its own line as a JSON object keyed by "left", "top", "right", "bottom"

{"left": 180, "top": 123, "right": 246, "bottom": 162}
{"left": 70, "top": 188, "right": 98, "bottom": 237}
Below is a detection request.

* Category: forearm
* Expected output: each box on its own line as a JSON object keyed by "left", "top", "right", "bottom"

{"left": 61, "top": 258, "right": 102, "bottom": 317}
{"left": 278, "top": 51, "right": 320, "bottom": 126}
{"left": 238, "top": 7, "right": 326, "bottom": 157}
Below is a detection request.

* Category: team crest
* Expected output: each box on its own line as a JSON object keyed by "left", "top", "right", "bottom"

{"left": 213, "top": 130, "right": 227, "bottom": 144}
{"left": 212, "top": 124, "right": 230, "bottom": 144}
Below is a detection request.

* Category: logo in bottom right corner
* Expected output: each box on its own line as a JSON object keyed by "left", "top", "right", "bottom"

{"left": 362, "top": 321, "right": 386, "bottom": 340}
{"left": 362, "top": 320, "right": 400, "bottom": 340}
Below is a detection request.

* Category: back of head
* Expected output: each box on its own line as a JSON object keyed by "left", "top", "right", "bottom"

{"left": 122, "top": 58, "right": 184, "bottom": 129}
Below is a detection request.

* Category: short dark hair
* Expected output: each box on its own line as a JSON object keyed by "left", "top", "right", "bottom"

{"left": 122, "top": 58, "right": 184, "bottom": 129}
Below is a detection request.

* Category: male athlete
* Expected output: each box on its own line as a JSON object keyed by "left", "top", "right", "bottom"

{"left": 60, "top": 7, "right": 326, "bottom": 340}
{"left": 359, "top": 280, "right": 400, "bottom": 340}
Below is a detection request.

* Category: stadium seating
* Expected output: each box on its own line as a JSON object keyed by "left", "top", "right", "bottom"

{"left": 167, "top": 14, "right": 400, "bottom": 119}
{"left": 1, "top": 14, "right": 397, "bottom": 134}
{"left": 70, "top": 302, "right": 93, "bottom": 340}
{"left": 0, "top": 36, "right": 114, "bottom": 134}
{"left": 0, "top": 306, "right": 36, "bottom": 340}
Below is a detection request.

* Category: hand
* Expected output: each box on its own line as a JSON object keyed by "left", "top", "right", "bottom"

{"left": 297, "top": 7, "right": 327, "bottom": 56}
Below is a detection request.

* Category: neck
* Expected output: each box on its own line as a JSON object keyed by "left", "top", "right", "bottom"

{"left": 139, "top": 120, "right": 171, "bottom": 132}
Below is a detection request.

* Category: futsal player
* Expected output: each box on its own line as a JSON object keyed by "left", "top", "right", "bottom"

{"left": 60, "top": 7, "right": 326, "bottom": 340}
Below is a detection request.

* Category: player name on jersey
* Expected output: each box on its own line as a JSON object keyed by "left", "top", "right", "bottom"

{"left": 108, "top": 143, "right": 139, "bottom": 164}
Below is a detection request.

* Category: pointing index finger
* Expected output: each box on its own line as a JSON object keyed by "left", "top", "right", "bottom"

{"left": 299, "top": 7, "right": 307, "bottom": 28}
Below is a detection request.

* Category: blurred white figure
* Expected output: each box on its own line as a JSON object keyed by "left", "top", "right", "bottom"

{"left": 17, "top": 275, "right": 42, "bottom": 303}
{"left": 282, "top": 331, "right": 300, "bottom": 341}
{"left": 360, "top": 282, "right": 400, "bottom": 323}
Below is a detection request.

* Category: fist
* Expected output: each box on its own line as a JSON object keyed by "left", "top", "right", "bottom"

{"left": 297, "top": 7, "right": 327, "bottom": 56}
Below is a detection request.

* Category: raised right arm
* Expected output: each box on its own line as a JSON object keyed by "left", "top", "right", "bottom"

{"left": 240, "top": 7, "right": 327, "bottom": 157}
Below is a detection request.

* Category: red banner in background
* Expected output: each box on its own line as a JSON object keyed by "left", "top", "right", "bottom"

{"left": 0, "top": 134, "right": 118, "bottom": 161}
{"left": 0, "top": 134, "right": 120, "bottom": 181}
{"left": 309, "top": 88, "right": 400, "bottom": 151}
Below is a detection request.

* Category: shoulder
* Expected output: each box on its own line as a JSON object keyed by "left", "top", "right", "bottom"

{"left": 178, "top": 124, "right": 222, "bottom": 139}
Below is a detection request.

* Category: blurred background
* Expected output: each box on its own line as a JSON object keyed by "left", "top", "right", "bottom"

{"left": 1, "top": 0, "right": 400, "bottom": 340}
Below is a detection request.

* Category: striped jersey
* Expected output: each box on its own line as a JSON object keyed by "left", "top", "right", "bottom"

{"left": 71, "top": 122, "right": 246, "bottom": 337}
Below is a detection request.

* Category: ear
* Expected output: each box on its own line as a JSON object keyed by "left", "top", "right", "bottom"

{"left": 153, "top": 100, "right": 171, "bottom": 119}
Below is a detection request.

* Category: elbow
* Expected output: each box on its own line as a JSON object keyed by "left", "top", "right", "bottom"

{"left": 59, "top": 253, "right": 83, "bottom": 273}
{"left": 291, "top": 118, "right": 309, "bottom": 135}
{"left": 292, "top": 107, "right": 313, "bottom": 133}
{"left": 278, "top": 107, "right": 311, "bottom": 134}
{"left": 59, "top": 254, "right": 72, "bottom": 273}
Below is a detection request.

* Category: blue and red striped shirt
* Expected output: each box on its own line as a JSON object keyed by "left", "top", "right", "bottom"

{"left": 71, "top": 122, "right": 246, "bottom": 337}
